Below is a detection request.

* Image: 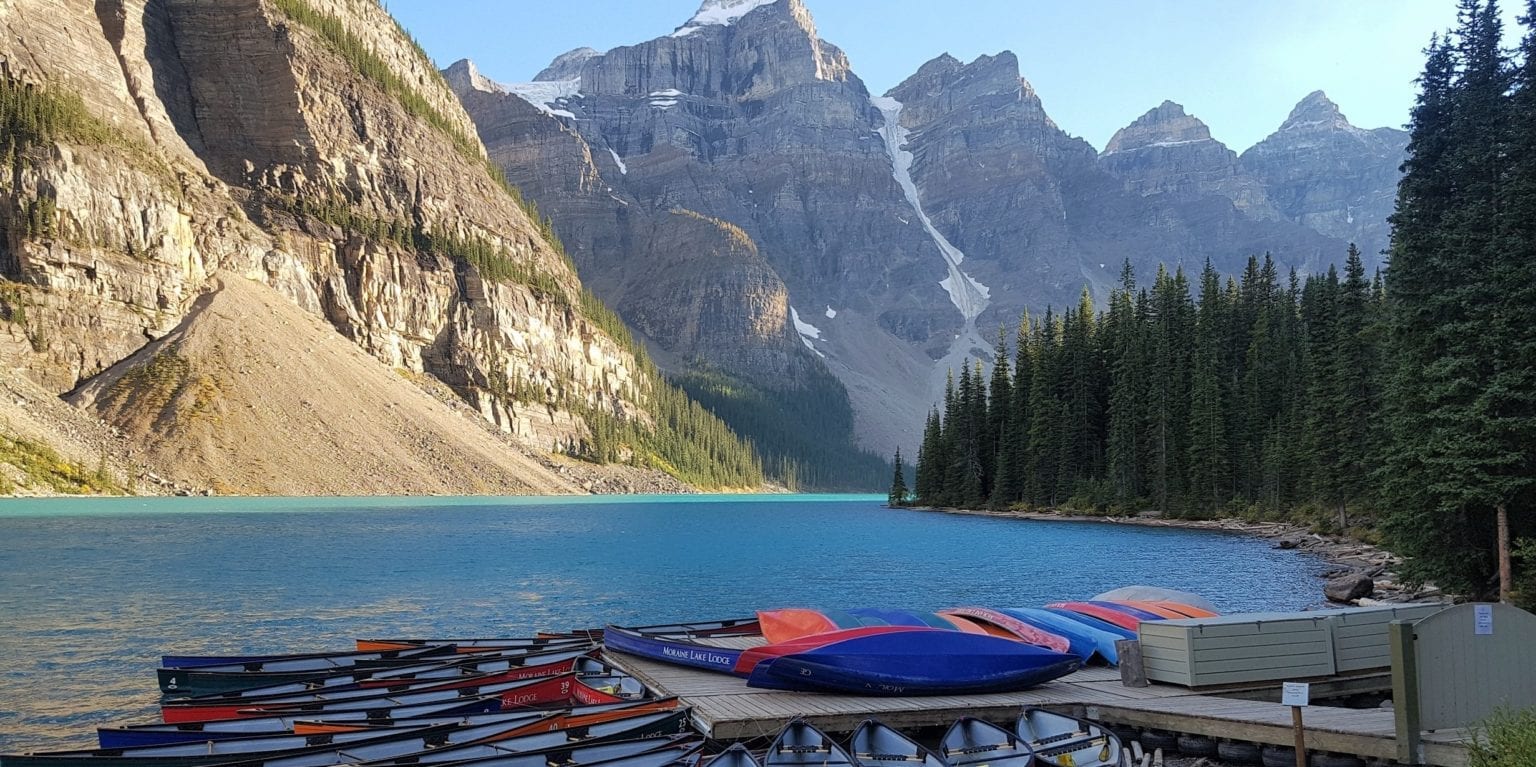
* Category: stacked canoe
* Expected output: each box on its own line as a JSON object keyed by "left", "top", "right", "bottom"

{"left": 604, "top": 591, "right": 1218, "bottom": 694}
{"left": 2, "top": 635, "right": 701, "bottom": 767}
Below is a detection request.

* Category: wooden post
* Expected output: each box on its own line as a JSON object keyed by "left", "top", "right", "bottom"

{"left": 1291, "top": 705, "right": 1306, "bottom": 767}
{"left": 1498, "top": 503, "right": 1512, "bottom": 603}
{"left": 1389, "top": 620, "right": 1423, "bottom": 764}
{"left": 1117, "top": 639, "right": 1148, "bottom": 688}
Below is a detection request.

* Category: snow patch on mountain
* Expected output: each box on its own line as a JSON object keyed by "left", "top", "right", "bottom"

{"left": 503, "top": 78, "right": 582, "bottom": 117}
{"left": 872, "top": 96, "right": 990, "bottom": 322}
{"left": 672, "top": 0, "right": 780, "bottom": 37}
{"left": 790, "top": 306, "right": 825, "bottom": 357}
{"left": 607, "top": 148, "right": 627, "bottom": 175}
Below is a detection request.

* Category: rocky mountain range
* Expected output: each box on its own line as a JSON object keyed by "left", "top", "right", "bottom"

{"left": 447, "top": 0, "right": 1408, "bottom": 457}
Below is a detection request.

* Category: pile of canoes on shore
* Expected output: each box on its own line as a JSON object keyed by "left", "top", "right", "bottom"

{"left": 0, "top": 631, "right": 1133, "bottom": 767}
{"left": 3, "top": 635, "right": 703, "bottom": 767}
{"left": 606, "top": 591, "right": 1218, "bottom": 696}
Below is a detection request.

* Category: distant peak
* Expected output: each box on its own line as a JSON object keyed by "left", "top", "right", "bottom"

{"left": 1280, "top": 90, "right": 1352, "bottom": 132}
{"left": 671, "top": 0, "right": 786, "bottom": 37}
{"left": 534, "top": 47, "right": 601, "bottom": 82}
{"left": 1102, "top": 100, "right": 1215, "bottom": 155}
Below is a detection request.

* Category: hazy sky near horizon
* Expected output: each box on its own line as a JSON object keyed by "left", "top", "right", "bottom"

{"left": 387, "top": 1, "right": 1526, "bottom": 152}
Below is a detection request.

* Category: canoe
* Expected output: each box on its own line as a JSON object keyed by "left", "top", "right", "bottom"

{"left": 95, "top": 710, "right": 549, "bottom": 749}
{"left": 848, "top": 720, "right": 944, "bottom": 767}
{"left": 994, "top": 608, "right": 1127, "bottom": 665}
{"left": 157, "top": 646, "right": 463, "bottom": 695}
{"left": 334, "top": 710, "right": 692, "bottom": 767}
{"left": 200, "top": 711, "right": 687, "bottom": 767}
{"left": 160, "top": 671, "right": 579, "bottom": 722}
{"left": 938, "top": 608, "right": 1074, "bottom": 654}
{"left": 352, "top": 737, "right": 702, "bottom": 767}
{"left": 1017, "top": 708, "right": 1123, "bottom": 767}
{"left": 745, "top": 630, "right": 1081, "bottom": 695}
{"left": 762, "top": 722, "right": 854, "bottom": 767}
{"left": 352, "top": 637, "right": 597, "bottom": 654}
{"left": 757, "top": 609, "right": 985, "bottom": 644}
{"left": 162, "top": 672, "right": 638, "bottom": 723}
{"left": 1116, "top": 600, "right": 1217, "bottom": 619}
{"left": 99, "top": 699, "right": 679, "bottom": 749}
{"left": 160, "top": 645, "right": 458, "bottom": 670}
{"left": 699, "top": 744, "right": 760, "bottom": 767}
{"left": 1042, "top": 608, "right": 1138, "bottom": 640}
{"left": 1091, "top": 586, "right": 1219, "bottom": 614}
{"left": 0, "top": 722, "right": 473, "bottom": 767}
{"left": 732, "top": 627, "right": 920, "bottom": 676}
{"left": 162, "top": 650, "right": 605, "bottom": 710}
{"left": 601, "top": 626, "right": 749, "bottom": 676}
{"left": 1044, "top": 602, "right": 1147, "bottom": 631}
{"left": 159, "top": 643, "right": 596, "bottom": 696}
{"left": 938, "top": 718, "right": 1036, "bottom": 767}
{"left": 1073, "top": 601, "right": 1167, "bottom": 623}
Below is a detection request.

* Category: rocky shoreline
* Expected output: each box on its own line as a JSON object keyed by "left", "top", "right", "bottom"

{"left": 910, "top": 506, "right": 1449, "bottom": 606}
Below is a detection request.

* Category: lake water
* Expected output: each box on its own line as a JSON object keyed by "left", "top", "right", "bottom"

{"left": 0, "top": 494, "right": 1325, "bottom": 751}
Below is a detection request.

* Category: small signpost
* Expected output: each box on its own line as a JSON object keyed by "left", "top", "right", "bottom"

{"left": 1282, "top": 681, "right": 1310, "bottom": 767}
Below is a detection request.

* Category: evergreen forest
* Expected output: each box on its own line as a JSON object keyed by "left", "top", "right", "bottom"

{"left": 898, "top": 0, "right": 1536, "bottom": 605}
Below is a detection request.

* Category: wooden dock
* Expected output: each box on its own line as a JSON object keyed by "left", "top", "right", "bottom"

{"left": 602, "top": 650, "right": 1474, "bottom": 766}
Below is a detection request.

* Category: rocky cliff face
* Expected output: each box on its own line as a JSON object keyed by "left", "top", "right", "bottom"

{"left": 1100, "top": 100, "right": 1278, "bottom": 219}
{"left": 448, "top": 1, "right": 1405, "bottom": 456}
{"left": 458, "top": 0, "right": 959, "bottom": 456}
{"left": 0, "top": 0, "right": 684, "bottom": 492}
{"left": 885, "top": 52, "right": 1342, "bottom": 331}
{"left": 445, "top": 59, "right": 813, "bottom": 386}
{"left": 1240, "top": 91, "right": 1408, "bottom": 266}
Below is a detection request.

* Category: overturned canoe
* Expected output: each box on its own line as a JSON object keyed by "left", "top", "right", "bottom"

{"left": 992, "top": 608, "right": 1125, "bottom": 665}
{"left": 937, "top": 607, "right": 1074, "bottom": 654}
{"left": 746, "top": 629, "right": 1080, "bottom": 696}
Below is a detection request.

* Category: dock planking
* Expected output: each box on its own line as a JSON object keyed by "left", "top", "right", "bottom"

{"left": 601, "top": 651, "right": 1473, "bottom": 766}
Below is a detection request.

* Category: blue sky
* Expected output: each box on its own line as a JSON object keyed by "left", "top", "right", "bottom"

{"left": 387, "top": 0, "right": 1524, "bottom": 152}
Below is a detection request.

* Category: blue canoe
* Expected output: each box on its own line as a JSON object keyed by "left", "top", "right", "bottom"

{"left": 745, "top": 629, "right": 1080, "bottom": 695}
{"left": 995, "top": 608, "right": 1128, "bottom": 665}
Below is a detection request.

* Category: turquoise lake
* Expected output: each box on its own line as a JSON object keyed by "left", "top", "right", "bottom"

{"left": 0, "top": 494, "right": 1325, "bottom": 751}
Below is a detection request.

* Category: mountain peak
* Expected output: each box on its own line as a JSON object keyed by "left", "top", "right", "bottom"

{"left": 1102, "top": 100, "right": 1216, "bottom": 155}
{"left": 534, "top": 47, "right": 601, "bottom": 82}
{"left": 442, "top": 59, "right": 505, "bottom": 95}
{"left": 672, "top": 0, "right": 790, "bottom": 37}
{"left": 1279, "top": 90, "right": 1353, "bottom": 133}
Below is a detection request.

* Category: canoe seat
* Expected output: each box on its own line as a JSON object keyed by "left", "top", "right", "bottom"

{"left": 781, "top": 746, "right": 830, "bottom": 754}
{"left": 1034, "top": 736, "right": 1107, "bottom": 758}
{"left": 949, "top": 745, "right": 1003, "bottom": 754}
{"left": 1034, "top": 730, "right": 1090, "bottom": 746}
{"left": 857, "top": 753, "right": 919, "bottom": 761}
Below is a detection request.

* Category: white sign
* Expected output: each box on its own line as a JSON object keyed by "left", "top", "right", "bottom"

{"left": 1475, "top": 604, "right": 1494, "bottom": 635}
{"left": 1282, "top": 681, "right": 1311, "bottom": 707}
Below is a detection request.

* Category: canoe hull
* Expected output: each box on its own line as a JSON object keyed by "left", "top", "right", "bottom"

{"left": 745, "top": 631, "right": 1080, "bottom": 696}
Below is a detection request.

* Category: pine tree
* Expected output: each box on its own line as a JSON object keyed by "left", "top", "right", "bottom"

{"left": 914, "top": 407, "right": 944, "bottom": 504}
{"left": 1382, "top": 2, "right": 1531, "bottom": 598}
{"left": 1105, "top": 263, "right": 1145, "bottom": 505}
{"left": 1328, "top": 245, "right": 1376, "bottom": 526}
{"left": 1027, "top": 311, "right": 1063, "bottom": 507}
{"left": 1186, "top": 260, "right": 1231, "bottom": 517}
{"left": 985, "top": 325, "right": 1012, "bottom": 503}
{"left": 888, "top": 447, "right": 909, "bottom": 507}
{"left": 995, "top": 313, "right": 1034, "bottom": 507}
{"left": 1147, "top": 267, "right": 1193, "bottom": 514}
